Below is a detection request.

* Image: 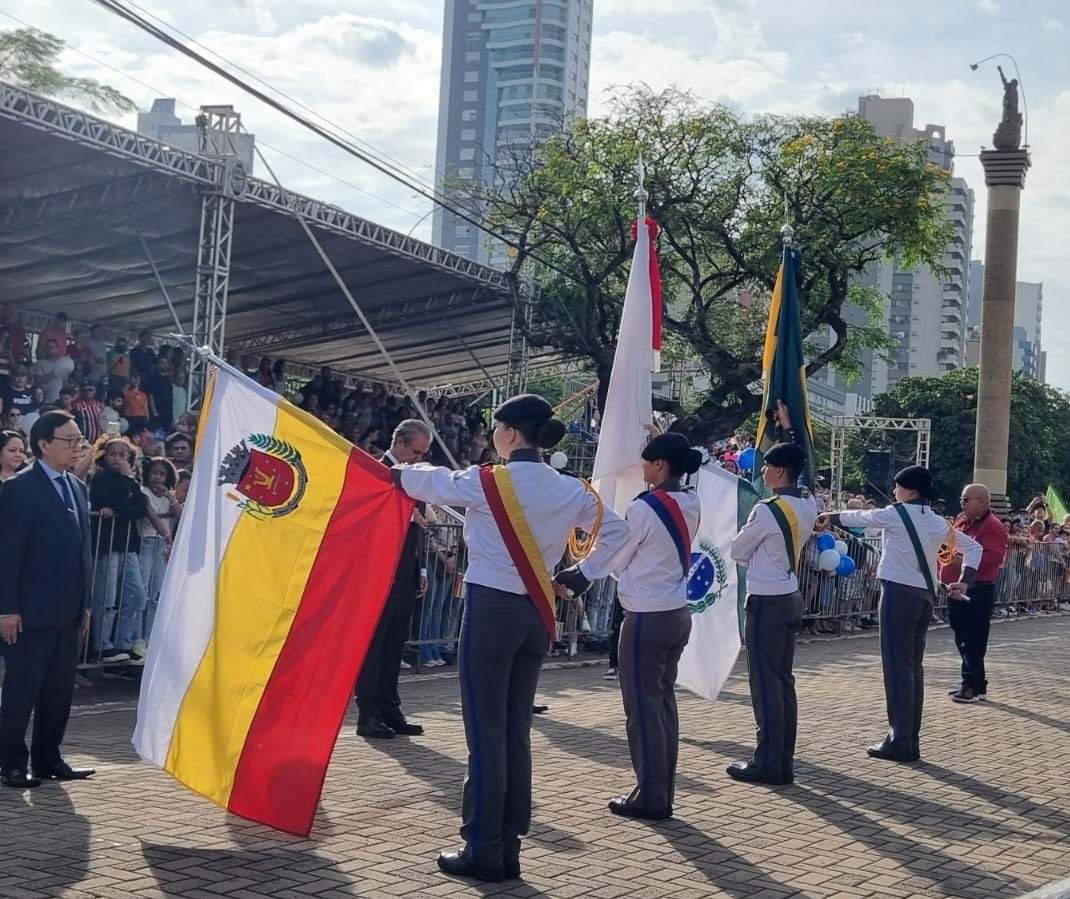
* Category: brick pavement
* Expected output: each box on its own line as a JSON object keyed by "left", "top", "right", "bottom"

{"left": 2, "top": 616, "right": 1070, "bottom": 899}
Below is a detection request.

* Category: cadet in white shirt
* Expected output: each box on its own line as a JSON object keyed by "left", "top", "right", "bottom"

{"left": 393, "top": 394, "right": 629, "bottom": 884}
{"left": 558, "top": 433, "right": 702, "bottom": 821}
{"left": 822, "top": 465, "right": 982, "bottom": 762}
{"left": 727, "top": 440, "right": 818, "bottom": 785}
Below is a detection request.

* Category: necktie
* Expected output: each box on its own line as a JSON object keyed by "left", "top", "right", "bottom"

{"left": 57, "top": 474, "right": 79, "bottom": 525}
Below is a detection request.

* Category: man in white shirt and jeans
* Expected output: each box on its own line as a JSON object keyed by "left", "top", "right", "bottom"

{"left": 822, "top": 466, "right": 982, "bottom": 762}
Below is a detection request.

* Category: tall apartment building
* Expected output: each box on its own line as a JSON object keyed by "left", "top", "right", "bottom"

{"left": 137, "top": 99, "right": 256, "bottom": 170}
{"left": 432, "top": 0, "right": 594, "bottom": 265}
{"left": 813, "top": 96, "right": 974, "bottom": 412}
{"left": 966, "top": 263, "right": 1044, "bottom": 380}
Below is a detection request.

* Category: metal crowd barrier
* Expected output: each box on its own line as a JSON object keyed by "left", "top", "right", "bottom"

{"left": 80, "top": 510, "right": 173, "bottom": 671}
{"left": 75, "top": 504, "right": 1070, "bottom": 677}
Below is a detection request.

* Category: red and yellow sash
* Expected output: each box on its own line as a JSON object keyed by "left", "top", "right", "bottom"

{"left": 478, "top": 465, "right": 558, "bottom": 639}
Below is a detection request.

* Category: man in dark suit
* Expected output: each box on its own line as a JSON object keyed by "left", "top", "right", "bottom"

{"left": 0, "top": 410, "right": 95, "bottom": 788}
{"left": 355, "top": 419, "right": 433, "bottom": 739}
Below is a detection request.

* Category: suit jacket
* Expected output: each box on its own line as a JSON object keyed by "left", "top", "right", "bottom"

{"left": 382, "top": 452, "right": 423, "bottom": 588}
{"left": 0, "top": 463, "right": 92, "bottom": 628}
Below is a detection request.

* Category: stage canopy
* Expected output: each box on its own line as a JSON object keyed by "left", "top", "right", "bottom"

{"left": 0, "top": 81, "right": 522, "bottom": 389}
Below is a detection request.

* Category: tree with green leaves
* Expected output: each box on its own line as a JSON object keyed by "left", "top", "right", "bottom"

{"left": 868, "top": 368, "right": 1070, "bottom": 511}
{"left": 484, "top": 85, "right": 953, "bottom": 441}
{"left": 0, "top": 27, "right": 135, "bottom": 113}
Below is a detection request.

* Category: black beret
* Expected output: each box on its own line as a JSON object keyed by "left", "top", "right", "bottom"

{"left": 764, "top": 442, "right": 806, "bottom": 469}
{"left": 493, "top": 393, "right": 553, "bottom": 425}
{"left": 894, "top": 465, "right": 934, "bottom": 497}
{"left": 642, "top": 433, "right": 691, "bottom": 462}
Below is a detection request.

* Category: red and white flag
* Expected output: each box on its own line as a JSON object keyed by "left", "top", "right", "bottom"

{"left": 591, "top": 217, "right": 663, "bottom": 514}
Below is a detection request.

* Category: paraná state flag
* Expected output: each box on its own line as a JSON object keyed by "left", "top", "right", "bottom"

{"left": 677, "top": 465, "right": 760, "bottom": 701}
{"left": 753, "top": 246, "right": 815, "bottom": 487}
{"left": 133, "top": 367, "right": 413, "bottom": 836}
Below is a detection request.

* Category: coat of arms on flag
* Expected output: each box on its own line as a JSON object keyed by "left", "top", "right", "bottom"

{"left": 687, "top": 541, "right": 729, "bottom": 613}
{"left": 218, "top": 434, "right": 309, "bottom": 519}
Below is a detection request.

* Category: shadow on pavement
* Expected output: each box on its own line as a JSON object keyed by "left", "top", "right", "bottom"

{"left": 684, "top": 736, "right": 1031, "bottom": 898}
{"left": 644, "top": 815, "right": 811, "bottom": 899}
{"left": 0, "top": 786, "right": 89, "bottom": 895}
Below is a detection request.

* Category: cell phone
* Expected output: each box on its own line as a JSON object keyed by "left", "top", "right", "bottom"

{"left": 106, "top": 420, "right": 121, "bottom": 435}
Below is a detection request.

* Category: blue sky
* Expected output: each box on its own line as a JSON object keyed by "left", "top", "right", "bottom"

{"left": 3, "top": 0, "right": 1067, "bottom": 388}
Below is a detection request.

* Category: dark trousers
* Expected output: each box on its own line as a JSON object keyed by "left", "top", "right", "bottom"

{"left": 618, "top": 606, "right": 691, "bottom": 811}
{"left": 745, "top": 592, "right": 804, "bottom": 774}
{"left": 355, "top": 570, "right": 418, "bottom": 725}
{"left": 0, "top": 626, "right": 79, "bottom": 771}
{"left": 458, "top": 585, "right": 548, "bottom": 869}
{"left": 879, "top": 580, "right": 933, "bottom": 755}
{"left": 948, "top": 582, "right": 996, "bottom": 694}
{"left": 607, "top": 596, "right": 624, "bottom": 669}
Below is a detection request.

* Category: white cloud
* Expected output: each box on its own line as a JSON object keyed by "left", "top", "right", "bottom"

{"left": 976, "top": 0, "right": 1001, "bottom": 14}
{"left": 1042, "top": 17, "right": 1065, "bottom": 32}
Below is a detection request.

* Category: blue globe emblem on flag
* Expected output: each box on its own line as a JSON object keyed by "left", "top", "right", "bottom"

{"left": 686, "top": 541, "right": 728, "bottom": 614}
{"left": 687, "top": 552, "right": 715, "bottom": 601}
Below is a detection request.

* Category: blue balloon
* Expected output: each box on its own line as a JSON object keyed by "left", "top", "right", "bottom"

{"left": 816, "top": 533, "right": 836, "bottom": 552}
{"left": 836, "top": 555, "right": 857, "bottom": 577}
{"left": 738, "top": 447, "right": 756, "bottom": 470}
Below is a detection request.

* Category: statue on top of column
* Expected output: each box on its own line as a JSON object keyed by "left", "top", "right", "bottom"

{"left": 993, "top": 65, "right": 1023, "bottom": 150}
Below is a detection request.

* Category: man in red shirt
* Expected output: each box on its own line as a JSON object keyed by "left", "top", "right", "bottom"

{"left": 940, "top": 484, "right": 1009, "bottom": 703}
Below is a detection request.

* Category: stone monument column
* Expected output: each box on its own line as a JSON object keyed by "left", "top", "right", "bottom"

{"left": 973, "top": 69, "right": 1030, "bottom": 506}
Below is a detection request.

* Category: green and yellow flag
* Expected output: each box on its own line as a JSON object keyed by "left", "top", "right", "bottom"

{"left": 1046, "top": 485, "right": 1067, "bottom": 521}
{"left": 753, "top": 246, "right": 815, "bottom": 488}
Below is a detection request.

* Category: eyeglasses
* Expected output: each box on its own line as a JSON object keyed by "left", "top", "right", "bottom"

{"left": 52, "top": 436, "right": 88, "bottom": 448}
{"left": 959, "top": 496, "right": 975, "bottom": 502}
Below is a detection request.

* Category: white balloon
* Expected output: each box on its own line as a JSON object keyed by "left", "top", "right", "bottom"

{"left": 818, "top": 549, "right": 841, "bottom": 572}
{"left": 834, "top": 540, "right": 848, "bottom": 556}
{"left": 549, "top": 451, "right": 569, "bottom": 470}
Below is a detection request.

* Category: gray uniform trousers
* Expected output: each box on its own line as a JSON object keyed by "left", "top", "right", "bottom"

{"left": 618, "top": 606, "right": 692, "bottom": 812}
{"left": 458, "top": 585, "right": 549, "bottom": 869}
{"left": 878, "top": 580, "right": 933, "bottom": 755}
{"left": 744, "top": 592, "right": 804, "bottom": 775}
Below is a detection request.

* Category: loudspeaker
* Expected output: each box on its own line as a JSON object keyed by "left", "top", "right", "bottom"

{"left": 865, "top": 450, "right": 893, "bottom": 491}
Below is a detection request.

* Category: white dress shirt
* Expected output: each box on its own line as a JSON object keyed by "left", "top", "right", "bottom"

{"left": 397, "top": 459, "right": 629, "bottom": 597}
{"left": 580, "top": 489, "right": 702, "bottom": 613}
{"left": 837, "top": 503, "right": 983, "bottom": 591}
{"left": 730, "top": 493, "right": 819, "bottom": 596}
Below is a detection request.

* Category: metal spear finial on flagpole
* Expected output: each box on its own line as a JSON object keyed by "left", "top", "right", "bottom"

{"left": 781, "top": 191, "right": 794, "bottom": 247}
{"left": 635, "top": 152, "right": 648, "bottom": 220}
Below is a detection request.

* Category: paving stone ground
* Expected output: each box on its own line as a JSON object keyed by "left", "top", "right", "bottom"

{"left": 3, "top": 615, "right": 1070, "bottom": 899}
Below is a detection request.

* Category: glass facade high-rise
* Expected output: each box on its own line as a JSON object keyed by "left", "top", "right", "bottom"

{"left": 432, "top": 0, "right": 594, "bottom": 265}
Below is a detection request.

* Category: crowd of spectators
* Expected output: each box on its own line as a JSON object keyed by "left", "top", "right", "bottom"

{"left": 0, "top": 303, "right": 494, "bottom": 683}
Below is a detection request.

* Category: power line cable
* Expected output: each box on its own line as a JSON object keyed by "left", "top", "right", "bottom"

{"left": 0, "top": 6, "right": 427, "bottom": 219}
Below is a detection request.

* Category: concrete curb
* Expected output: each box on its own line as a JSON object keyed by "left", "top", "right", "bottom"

{"left": 1018, "top": 876, "right": 1070, "bottom": 899}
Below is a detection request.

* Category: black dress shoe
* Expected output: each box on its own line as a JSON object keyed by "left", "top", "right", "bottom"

{"left": 607, "top": 796, "right": 672, "bottom": 820}
{"left": 356, "top": 720, "right": 395, "bottom": 739}
{"left": 504, "top": 858, "right": 521, "bottom": 879}
{"left": 866, "top": 741, "right": 918, "bottom": 762}
{"left": 726, "top": 761, "right": 792, "bottom": 785}
{"left": 383, "top": 720, "right": 424, "bottom": 736}
{"left": 436, "top": 850, "right": 504, "bottom": 883}
{"left": 34, "top": 761, "right": 95, "bottom": 781}
{"left": 1, "top": 769, "right": 42, "bottom": 789}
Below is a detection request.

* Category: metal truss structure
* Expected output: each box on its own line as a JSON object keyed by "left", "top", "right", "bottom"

{"left": 829, "top": 415, "right": 931, "bottom": 503}
{"left": 0, "top": 83, "right": 511, "bottom": 289}
{"left": 189, "top": 107, "right": 241, "bottom": 405}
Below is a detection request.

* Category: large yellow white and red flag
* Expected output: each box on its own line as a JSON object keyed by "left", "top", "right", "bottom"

{"left": 133, "top": 367, "right": 413, "bottom": 836}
